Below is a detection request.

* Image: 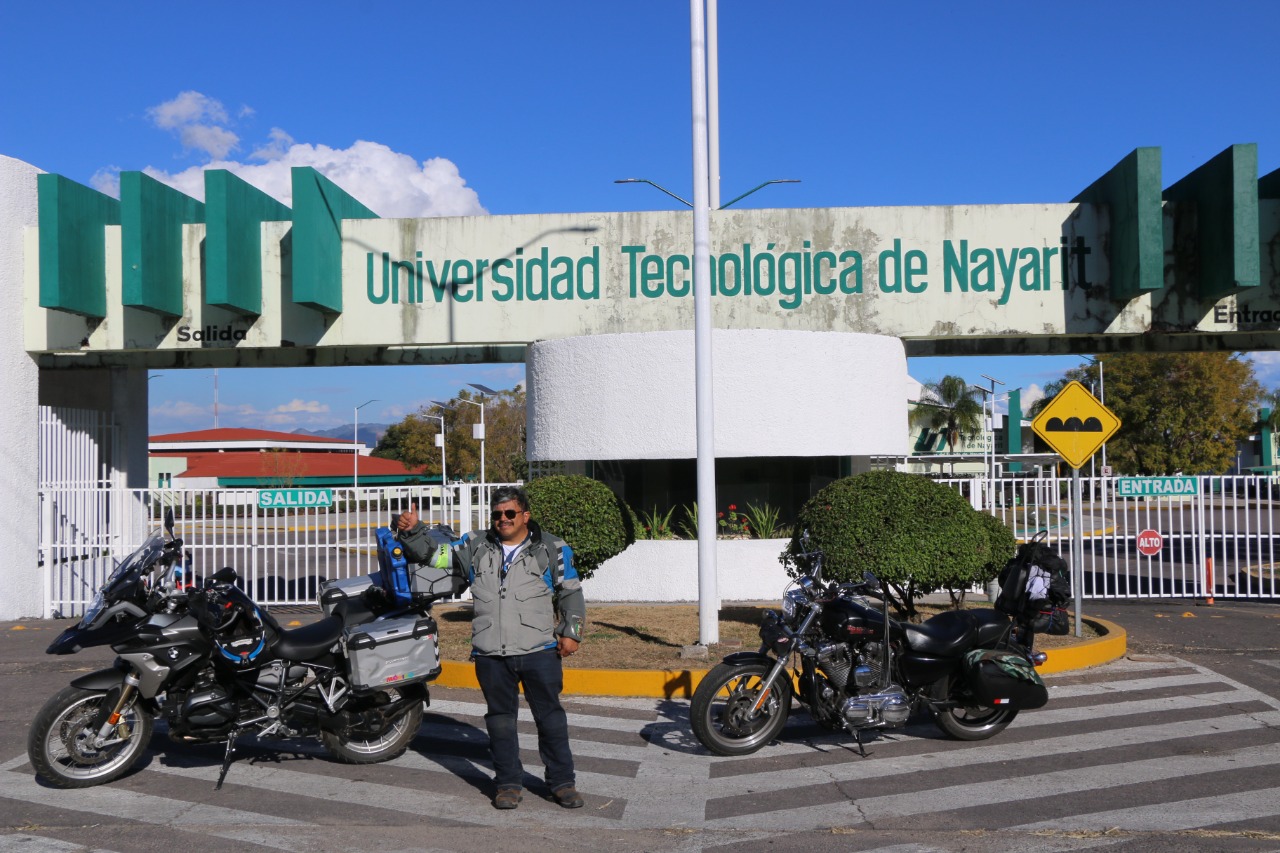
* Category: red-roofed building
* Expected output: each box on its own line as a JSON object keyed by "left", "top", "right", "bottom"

{"left": 149, "top": 428, "right": 433, "bottom": 488}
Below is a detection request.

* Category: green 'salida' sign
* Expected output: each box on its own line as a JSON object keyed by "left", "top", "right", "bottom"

{"left": 258, "top": 489, "right": 334, "bottom": 509}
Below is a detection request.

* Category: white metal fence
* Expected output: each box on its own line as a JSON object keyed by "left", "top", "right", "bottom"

{"left": 37, "top": 475, "right": 1280, "bottom": 617}
{"left": 38, "top": 484, "right": 512, "bottom": 618}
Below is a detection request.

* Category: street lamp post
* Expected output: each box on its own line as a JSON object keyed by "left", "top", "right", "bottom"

{"left": 469, "top": 383, "right": 505, "bottom": 492}
{"left": 353, "top": 399, "right": 379, "bottom": 492}
{"left": 615, "top": 184, "right": 798, "bottom": 647}
{"left": 434, "top": 397, "right": 486, "bottom": 493}
{"left": 974, "top": 374, "right": 1004, "bottom": 511}
{"left": 1083, "top": 356, "right": 1107, "bottom": 508}
{"left": 614, "top": 177, "right": 799, "bottom": 210}
{"left": 419, "top": 413, "right": 447, "bottom": 523}
{"left": 1083, "top": 357, "right": 1106, "bottom": 471}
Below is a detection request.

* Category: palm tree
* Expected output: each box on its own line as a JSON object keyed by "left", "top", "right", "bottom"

{"left": 1265, "top": 388, "right": 1280, "bottom": 432}
{"left": 910, "top": 375, "right": 984, "bottom": 454}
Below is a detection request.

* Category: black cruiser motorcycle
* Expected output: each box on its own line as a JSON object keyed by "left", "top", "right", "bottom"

{"left": 691, "top": 539, "right": 1049, "bottom": 756}
{"left": 28, "top": 512, "right": 443, "bottom": 789}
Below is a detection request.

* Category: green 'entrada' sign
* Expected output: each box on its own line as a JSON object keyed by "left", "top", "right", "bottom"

{"left": 1115, "top": 477, "right": 1199, "bottom": 497}
{"left": 258, "top": 489, "right": 334, "bottom": 509}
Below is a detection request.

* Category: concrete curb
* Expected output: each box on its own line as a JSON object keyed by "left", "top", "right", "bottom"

{"left": 434, "top": 614, "right": 1128, "bottom": 698}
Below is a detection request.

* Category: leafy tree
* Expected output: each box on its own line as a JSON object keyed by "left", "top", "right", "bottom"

{"left": 782, "top": 470, "right": 1010, "bottom": 620}
{"left": 374, "top": 386, "right": 527, "bottom": 483}
{"left": 1035, "top": 353, "right": 1260, "bottom": 475}
{"left": 910, "top": 375, "right": 984, "bottom": 453}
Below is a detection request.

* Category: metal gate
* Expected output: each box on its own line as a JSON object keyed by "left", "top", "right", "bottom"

{"left": 38, "top": 405, "right": 125, "bottom": 618}
{"left": 980, "top": 473, "right": 1279, "bottom": 601}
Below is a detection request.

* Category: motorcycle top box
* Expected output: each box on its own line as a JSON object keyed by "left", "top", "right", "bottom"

{"left": 319, "top": 573, "right": 378, "bottom": 617}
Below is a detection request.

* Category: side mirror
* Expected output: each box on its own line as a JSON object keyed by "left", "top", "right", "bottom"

{"left": 212, "top": 566, "right": 238, "bottom": 585}
{"left": 164, "top": 508, "right": 175, "bottom": 538}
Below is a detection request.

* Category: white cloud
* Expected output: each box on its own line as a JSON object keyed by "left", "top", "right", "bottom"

{"left": 1247, "top": 352, "right": 1280, "bottom": 390}
{"left": 272, "top": 399, "right": 330, "bottom": 414}
{"left": 250, "top": 128, "right": 294, "bottom": 162}
{"left": 144, "top": 139, "right": 486, "bottom": 217}
{"left": 382, "top": 400, "right": 437, "bottom": 420}
{"left": 148, "top": 91, "right": 230, "bottom": 129}
{"left": 147, "top": 91, "right": 239, "bottom": 159}
{"left": 1021, "top": 384, "right": 1046, "bottom": 411}
{"left": 179, "top": 124, "right": 239, "bottom": 160}
{"left": 150, "top": 400, "right": 209, "bottom": 421}
{"left": 90, "top": 167, "right": 121, "bottom": 197}
{"left": 136, "top": 91, "right": 486, "bottom": 217}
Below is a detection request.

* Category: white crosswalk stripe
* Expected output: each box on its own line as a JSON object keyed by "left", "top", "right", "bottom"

{"left": 3, "top": 657, "right": 1279, "bottom": 852}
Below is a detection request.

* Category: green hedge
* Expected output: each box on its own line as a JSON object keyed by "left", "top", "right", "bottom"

{"left": 524, "top": 475, "right": 635, "bottom": 580}
{"left": 783, "top": 470, "right": 1014, "bottom": 615}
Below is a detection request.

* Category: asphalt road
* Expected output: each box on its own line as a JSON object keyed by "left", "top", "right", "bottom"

{"left": 1, "top": 601, "right": 1279, "bottom": 853}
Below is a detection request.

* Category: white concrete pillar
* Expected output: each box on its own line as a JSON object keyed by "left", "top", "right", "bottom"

{"left": 0, "top": 155, "right": 42, "bottom": 620}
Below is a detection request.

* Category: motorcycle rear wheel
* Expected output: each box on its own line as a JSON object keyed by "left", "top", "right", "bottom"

{"left": 322, "top": 688, "right": 423, "bottom": 764}
{"left": 929, "top": 672, "right": 1018, "bottom": 741}
{"left": 691, "top": 661, "right": 791, "bottom": 756}
{"left": 28, "top": 685, "right": 154, "bottom": 789}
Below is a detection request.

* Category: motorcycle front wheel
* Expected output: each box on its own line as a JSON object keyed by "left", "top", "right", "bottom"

{"left": 28, "top": 685, "right": 154, "bottom": 789}
{"left": 690, "top": 661, "right": 792, "bottom": 756}
{"left": 322, "top": 688, "right": 423, "bottom": 764}
{"left": 929, "top": 672, "right": 1018, "bottom": 741}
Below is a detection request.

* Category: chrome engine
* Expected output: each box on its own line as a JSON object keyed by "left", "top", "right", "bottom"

{"left": 840, "top": 641, "right": 910, "bottom": 728}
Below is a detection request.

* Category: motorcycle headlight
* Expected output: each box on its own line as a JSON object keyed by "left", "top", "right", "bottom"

{"left": 782, "top": 588, "right": 806, "bottom": 623}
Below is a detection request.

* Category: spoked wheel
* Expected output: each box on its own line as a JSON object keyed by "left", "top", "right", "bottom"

{"left": 28, "top": 686, "right": 154, "bottom": 789}
{"left": 690, "top": 661, "right": 792, "bottom": 756}
{"left": 930, "top": 672, "right": 1018, "bottom": 741}
{"left": 322, "top": 688, "right": 423, "bottom": 764}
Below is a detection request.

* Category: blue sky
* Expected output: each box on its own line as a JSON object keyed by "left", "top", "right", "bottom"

{"left": 4, "top": 1, "right": 1279, "bottom": 434}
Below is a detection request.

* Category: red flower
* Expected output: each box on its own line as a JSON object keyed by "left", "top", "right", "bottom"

{"left": 717, "top": 512, "right": 724, "bottom": 518}
{"left": 728, "top": 504, "right": 737, "bottom": 511}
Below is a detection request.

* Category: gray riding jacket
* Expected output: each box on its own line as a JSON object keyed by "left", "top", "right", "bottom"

{"left": 400, "top": 520, "right": 585, "bottom": 657}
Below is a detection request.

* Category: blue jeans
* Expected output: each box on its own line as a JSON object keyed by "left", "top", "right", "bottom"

{"left": 473, "top": 649, "right": 575, "bottom": 792}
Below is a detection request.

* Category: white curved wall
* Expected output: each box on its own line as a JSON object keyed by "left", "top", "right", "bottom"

{"left": 527, "top": 329, "right": 907, "bottom": 460}
{"left": 0, "top": 155, "right": 42, "bottom": 619}
{"left": 583, "top": 539, "right": 791, "bottom": 602}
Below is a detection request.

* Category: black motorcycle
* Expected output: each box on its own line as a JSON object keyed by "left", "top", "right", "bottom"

{"left": 691, "top": 540, "right": 1048, "bottom": 756}
{"left": 28, "top": 512, "right": 442, "bottom": 789}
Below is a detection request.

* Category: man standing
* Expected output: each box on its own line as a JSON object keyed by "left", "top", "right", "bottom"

{"left": 397, "top": 486, "right": 586, "bottom": 810}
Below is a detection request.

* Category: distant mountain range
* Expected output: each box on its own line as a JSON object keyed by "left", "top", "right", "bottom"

{"left": 294, "top": 423, "right": 389, "bottom": 449}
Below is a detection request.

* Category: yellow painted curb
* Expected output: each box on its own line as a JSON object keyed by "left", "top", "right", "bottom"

{"left": 434, "top": 617, "right": 1126, "bottom": 698}
{"left": 1035, "top": 616, "right": 1127, "bottom": 675}
{"left": 436, "top": 661, "right": 707, "bottom": 700}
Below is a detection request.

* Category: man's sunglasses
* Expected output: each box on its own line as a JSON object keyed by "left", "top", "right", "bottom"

{"left": 490, "top": 509, "right": 525, "bottom": 520}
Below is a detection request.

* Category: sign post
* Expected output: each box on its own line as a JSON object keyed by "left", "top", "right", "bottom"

{"left": 1031, "top": 382, "right": 1122, "bottom": 638}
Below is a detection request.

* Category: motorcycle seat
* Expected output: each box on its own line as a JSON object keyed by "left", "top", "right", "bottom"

{"left": 902, "top": 610, "right": 977, "bottom": 658}
{"left": 275, "top": 615, "right": 345, "bottom": 660}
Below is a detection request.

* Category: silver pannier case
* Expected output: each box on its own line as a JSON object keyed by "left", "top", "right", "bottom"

{"left": 344, "top": 614, "right": 441, "bottom": 693}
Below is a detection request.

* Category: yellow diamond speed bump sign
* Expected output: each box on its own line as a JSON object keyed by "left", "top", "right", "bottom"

{"left": 1030, "top": 380, "right": 1121, "bottom": 469}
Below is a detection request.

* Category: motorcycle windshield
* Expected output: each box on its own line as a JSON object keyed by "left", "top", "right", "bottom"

{"left": 79, "top": 528, "right": 167, "bottom": 628}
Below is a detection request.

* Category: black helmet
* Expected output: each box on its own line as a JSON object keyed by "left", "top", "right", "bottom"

{"left": 192, "top": 584, "right": 270, "bottom": 668}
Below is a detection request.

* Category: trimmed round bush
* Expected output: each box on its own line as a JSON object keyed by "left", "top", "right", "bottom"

{"left": 974, "top": 507, "right": 1017, "bottom": 583}
{"left": 525, "top": 475, "right": 634, "bottom": 580}
{"left": 783, "top": 470, "right": 1009, "bottom": 609}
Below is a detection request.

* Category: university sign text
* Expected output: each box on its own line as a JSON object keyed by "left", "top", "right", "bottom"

{"left": 365, "top": 236, "right": 1093, "bottom": 313}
